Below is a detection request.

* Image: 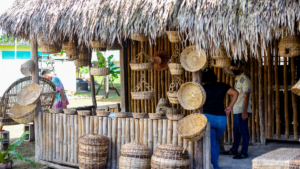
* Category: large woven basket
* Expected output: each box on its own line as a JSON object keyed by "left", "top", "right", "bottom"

{"left": 180, "top": 46, "right": 207, "bottom": 72}
{"left": 91, "top": 40, "right": 106, "bottom": 49}
{"left": 167, "top": 91, "right": 179, "bottom": 104}
{"left": 20, "top": 60, "right": 35, "bottom": 76}
{"left": 74, "top": 59, "right": 89, "bottom": 67}
{"left": 8, "top": 103, "right": 37, "bottom": 124}
{"left": 119, "top": 140, "right": 151, "bottom": 169}
{"left": 132, "top": 113, "right": 146, "bottom": 119}
{"left": 130, "top": 33, "right": 149, "bottom": 42}
{"left": 279, "top": 32, "right": 300, "bottom": 57}
{"left": 131, "top": 91, "right": 155, "bottom": 100}
{"left": 178, "top": 82, "right": 206, "bottom": 110}
{"left": 177, "top": 113, "right": 207, "bottom": 141}
{"left": 79, "top": 47, "right": 89, "bottom": 59}
{"left": 66, "top": 41, "right": 78, "bottom": 60}
{"left": 168, "top": 63, "right": 183, "bottom": 75}
{"left": 151, "top": 144, "right": 190, "bottom": 169}
{"left": 96, "top": 110, "right": 111, "bottom": 117}
{"left": 79, "top": 134, "right": 109, "bottom": 169}
{"left": 292, "top": 79, "right": 300, "bottom": 96}
{"left": 166, "top": 31, "right": 180, "bottom": 43}
{"left": 78, "top": 110, "right": 91, "bottom": 116}
{"left": 90, "top": 67, "right": 110, "bottom": 76}
{"left": 210, "top": 58, "right": 231, "bottom": 68}
{"left": 16, "top": 83, "right": 42, "bottom": 106}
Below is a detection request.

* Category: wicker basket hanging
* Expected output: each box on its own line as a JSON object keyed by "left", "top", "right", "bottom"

{"left": 119, "top": 140, "right": 151, "bottom": 169}
{"left": 20, "top": 59, "right": 35, "bottom": 76}
{"left": 130, "top": 32, "right": 149, "bottom": 42}
{"left": 178, "top": 82, "right": 206, "bottom": 110}
{"left": 130, "top": 45, "right": 154, "bottom": 71}
{"left": 91, "top": 40, "right": 107, "bottom": 50}
{"left": 210, "top": 58, "right": 231, "bottom": 68}
{"left": 151, "top": 144, "right": 190, "bottom": 169}
{"left": 177, "top": 113, "right": 207, "bottom": 141}
{"left": 7, "top": 103, "right": 37, "bottom": 124}
{"left": 90, "top": 67, "right": 110, "bottom": 76}
{"left": 78, "top": 47, "right": 89, "bottom": 59}
{"left": 212, "top": 44, "right": 230, "bottom": 59}
{"left": 279, "top": 31, "right": 300, "bottom": 57}
{"left": 292, "top": 79, "right": 300, "bottom": 96}
{"left": 167, "top": 76, "right": 183, "bottom": 105}
{"left": 16, "top": 83, "right": 42, "bottom": 106}
{"left": 168, "top": 44, "right": 184, "bottom": 75}
{"left": 156, "top": 98, "right": 171, "bottom": 115}
{"left": 107, "top": 41, "right": 122, "bottom": 50}
{"left": 66, "top": 40, "right": 78, "bottom": 60}
{"left": 131, "top": 74, "right": 155, "bottom": 100}
{"left": 38, "top": 36, "right": 61, "bottom": 54}
{"left": 180, "top": 46, "right": 207, "bottom": 72}
{"left": 74, "top": 59, "right": 89, "bottom": 67}
{"left": 166, "top": 31, "right": 180, "bottom": 43}
{"left": 79, "top": 134, "right": 109, "bottom": 169}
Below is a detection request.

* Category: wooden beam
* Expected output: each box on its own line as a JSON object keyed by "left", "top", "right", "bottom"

{"left": 267, "top": 44, "right": 272, "bottom": 139}
{"left": 38, "top": 160, "right": 76, "bottom": 169}
{"left": 31, "top": 39, "right": 41, "bottom": 162}
{"left": 284, "top": 57, "right": 289, "bottom": 139}
{"left": 120, "top": 41, "right": 128, "bottom": 112}
{"left": 52, "top": 159, "right": 78, "bottom": 168}
{"left": 274, "top": 40, "right": 280, "bottom": 139}
{"left": 89, "top": 51, "right": 97, "bottom": 116}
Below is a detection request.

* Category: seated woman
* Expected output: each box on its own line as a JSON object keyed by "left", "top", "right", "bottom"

{"left": 202, "top": 68, "right": 238, "bottom": 169}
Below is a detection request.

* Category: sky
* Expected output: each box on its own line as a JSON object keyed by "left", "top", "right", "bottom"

{"left": 0, "top": 0, "right": 15, "bottom": 34}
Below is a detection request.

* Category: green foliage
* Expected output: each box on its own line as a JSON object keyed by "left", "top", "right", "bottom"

{"left": 0, "top": 131, "right": 36, "bottom": 166}
{"left": 53, "top": 50, "right": 66, "bottom": 57}
{"left": 0, "top": 33, "right": 21, "bottom": 43}
{"left": 78, "top": 67, "right": 90, "bottom": 78}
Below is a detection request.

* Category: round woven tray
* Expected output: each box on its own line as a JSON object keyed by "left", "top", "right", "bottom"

{"left": 292, "top": 79, "right": 300, "bottom": 96}
{"left": 211, "top": 58, "right": 231, "bottom": 68}
{"left": 17, "top": 83, "right": 42, "bottom": 106}
{"left": 78, "top": 110, "right": 91, "bottom": 116}
{"left": 96, "top": 110, "right": 110, "bottom": 117}
{"left": 20, "top": 60, "right": 35, "bottom": 76}
{"left": 131, "top": 91, "right": 155, "bottom": 100}
{"left": 49, "top": 108, "right": 63, "bottom": 114}
{"left": 8, "top": 103, "right": 37, "bottom": 124}
{"left": 64, "top": 109, "right": 77, "bottom": 115}
{"left": 167, "top": 91, "right": 179, "bottom": 104}
{"left": 132, "top": 113, "right": 146, "bottom": 119}
{"left": 178, "top": 82, "right": 206, "bottom": 110}
{"left": 279, "top": 32, "right": 300, "bottom": 57}
{"left": 168, "top": 63, "right": 183, "bottom": 75}
{"left": 180, "top": 46, "right": 207, "bottom": 72}
{"left": 166, "top": 31, "right": 180, "bottom": 43}
{"left": 149, "top": 113, "right": 162, "bottom": 120}
{"left": 130, "top": 62, "right": 154, "bottom": 71}
{"left": 90, "top": 67, "right": 110, "bottom": 76}
{"left": 177, "top": 113, "right": 207, "bottom": 141}
{"left": 130, "top": 33, "right": 149, "bottom": 42}
{"left": 167, "top": 114, "right": 184, "bottom": 121}
{"left": 115, "top": 112, "right": 128, "bottom": 118}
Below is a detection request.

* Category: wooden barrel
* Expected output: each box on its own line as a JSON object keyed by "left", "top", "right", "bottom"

{"left": 79, "top": 134, "right": 109, "bottom": 169}
{"left": 151, "top": 144, "right": 190, "bottom": 169}
{"left": 119, "top": 140, "right": 151, "bottom": 169}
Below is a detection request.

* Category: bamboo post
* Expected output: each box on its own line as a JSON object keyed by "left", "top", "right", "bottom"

{"left": 56, "top": 114, "right": 59, "bottom": 160}
{"left": 274, "top": 40, "right": 280, "bottom": 139}
{"left": 59, "top": 114, "right": 63, "bottom": 161}
{"left": 264, "top": 52, "right": 268, "bottom": 137}
{"left": 98, "top": 117, "right": 103, "bottom": 135}
{"left": 167, "top": 120, "right": 172, "bottom": 144}
{"left": 225, "top": 74, "right": 231, "bottom": 143}
{"left": 74, "top": 115, "right": 78, "bottom": 164}
{"left": 267, "top": 44, "right": 272, "bottom": 139}
{"left": 52, "top": 114, "right": 55, "bottom": 160}
{"left": 42, "top": 113, "right": 46, "bottom": 160}
{"left": 143, "top": 119, "right": 148, "bottom": 146}
{"left": 130, "top": 118, "right": 135, "bottom": 142}
{"left": 48, "top": 113, "right": 52, "bottom": 161}
{"left": 81, "top": 116, "right": 86, "bottom": 136}
{"left": 135, "top": 119, "right": 139, "bottom": 142}
{"left": 70, "top": 115, "right": 74, "bottom": 163}
{"left": 255, "top": 59, "right": 260, "bottom": 142}
{"left": 183, "top": 139, "right": 188, "bottom": 150}
{"left": 125, "top": 118, "right": 130, "bottom": 144}
{"left": 250, "top": 56, "right": 255, "bottom": 143}
{"left": 86, "top": 116, "right": 90, "bottom": 134}
{"left": 107, "top": 118, "right": 112, "bottom": 169}
{"left": 78, "top": 115, "right": 82, "bottom": 137}
{"left": 291, "top": 57, "right": 298, "bottom": 140}
{"left": 94, "top": 117, "right": 99, "bottom": 135}
{"left": 112, "top": 118, "right": 117, "bottom": 169}
{"left": 63, "top": 114, "right": 67, "bottom": 162}
{"left": 122, "top": 118, "right": 126, "bottom": 146}
{"left": 172, "top": 121, "right": 178, "bottom": 145}
{"left": 117, "top": 118, "right": 122, "bottom": 169}
{"left": 89, "top": 116, "right": 93, "bottom": 134}
{"left": 67, "top": 116, "right": 71, "bottom": 162}
{"left": 148, "top": 119, "right": 153, "bottom": 155}
{"left": 258, "top": 46, "right": 266, "bottom": 145}
{"left": 103, "top": 117, "right": 108, "bottom": 137}
{"left": 153, "top": 120, "right": 158, "bottom": 151}
{"left": 284, "top": 57, "right": 289, "bottom": 139}
{"left": 188, "top": 141, "right": 194, "bottom": 169}
{"left": 162, "top": 120, "right": 167, "bottom": 144}
{"left": 140, "top": 119, "right": 144, "bottom": 143}
{"left": 231, "top": 77, "right": 235, "bottom": 142}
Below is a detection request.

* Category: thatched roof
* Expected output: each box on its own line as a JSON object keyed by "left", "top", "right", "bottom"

{"left": 1, "top": 0, "right": 299, "bottom": 60}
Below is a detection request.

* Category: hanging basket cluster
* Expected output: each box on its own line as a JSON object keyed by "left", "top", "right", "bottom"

{"left": 90, "top": 67, "right": 110, "bottom": 76}
{"left": 20, "top": 59, "right": 35, "bottom": 76}
{"left": 38, "top": 36, "right": 61, "bottom": 54}
{"left": 65, "top": 40, "right": 78, "bottom": 61}
{"left": 129, "top": 47, "right": 154, "bottom": 71}
{"left": 278, "top": 31, "right": 300, "bottom": 57}
{"left": 167, "top": 76, "right": 183, "bottom": 104}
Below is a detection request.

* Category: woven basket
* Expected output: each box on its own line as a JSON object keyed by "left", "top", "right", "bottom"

{"left": 177, "top": 113, "right": 207, "bottom": 141}
{"left": 180, "top": 46, "right": 207, "bottom": 72}
{"left": 119, "top": 140, "right": 151, "bottom": 169}
{"left": 49, "top": 108, "right": 63, "bottom": 114}
{"left": 91, "top": 40, "right": 106, "bottom": 49}
{"left": 79, "top": 134, "right": 109, "bottom": 169}
{"left": 149, "top": 113, "right": 162, "bottom": 120}
{"left": 292, "top": 80, "right": 300, "bottom": 96}
{"left": 130, "top": 62, "right": 154, "bottom": 71}
{"left": 166, "top": 114, "right": 184, "bottom": 121}
{"left": 115, "top": 112, "right": 128, "bottom": 118}
{"left": 279, "top": 32, "right": 300, "bottom": 57}
{"left": 167, "top": 91, "right": 179, "bottom": 104}
{"left": 78, "top": 110, "right": 91, "bottom": 116}
{"left": 78, "top": 47, "right": 89, "bottom": 59}
{"left": 90, "top": 67, "right": 110, "bottom": 76}
{"left": 178, "top": 82, "right": 206, "bottom": 110}
{"left": 96, "top": 110, "right": 111, "bottom": 117}
{"left": 166, "top": 107, "right": 181, "bottom": 115}
{"left": 74, "top": 59, "right": 89, "bottom": 67}
{"left": 64, "top": 109, "right": 76, "bottom": 115}
{"left": 168, "top": 63, "right": 183, "bottom": 75}
{"left": 155, "top": 98, "right": 170, "bottom": 115}
{"left": 8, "top": 103, "right": 37, "bottom": 124}
{"left": 62, "top": 41, "right": 68, "bottom": 50}
{"left": 20, "top": 60, "right": 35, "bottom": 76}
{"left": 16, "top": 83, "right": 42, "bottom": 106}
{"left": 131, "top": 91, "right": 155, "bottom": 100}
{"left": 107, "top": 42, "right": 122, "bottom": 50}
{"left": 212, "top": 45, "right": 230, "bottom": 59}
{"left": 132, "top": 113, "right": 146, "bottom": 119}
{"left": 66, "top": 41, "right": 78, "bottom": 60}
{"left": 41, "top": 45, "right": 61, "bottom": 54}
{"left": 130, "top": 33, "right": 149, "bottom": 42}
{"left": 151, "top": 144, "right": 190, "bottom": 169}
{"left": 211, "top": 58, "right": 231, "bottom": 68}
{"left": 166, "top": 31, "right": 180, "bottom": 43}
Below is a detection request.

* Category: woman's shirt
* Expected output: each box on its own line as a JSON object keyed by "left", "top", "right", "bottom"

{"left": 52, "top": 77, "right": 69, "bottom": 108}
{"left": 203, "top": 82, "right": 231, "bottom": 116}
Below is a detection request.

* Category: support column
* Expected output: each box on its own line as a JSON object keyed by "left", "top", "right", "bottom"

{"left": 89, "top": 51, "right": 97, "bottom": 115}
{"left": 31, "top": 39, "right": 41, "bottom": 162}
{"left": 120, "top": 41, "right": 128, "bottom": 112}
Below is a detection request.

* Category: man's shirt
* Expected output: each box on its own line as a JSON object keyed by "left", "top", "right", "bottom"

{"left": 233, "top": 73, "right": 252, "bottom": 114}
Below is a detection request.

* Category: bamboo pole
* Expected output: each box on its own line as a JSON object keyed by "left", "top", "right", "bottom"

{"left": 291, "top": 57, "right": 298, "bottom": 140}
{"left": 63, "top": 114, "right": 67, "bottom": 162}
{"left": 67, "top": 116, "right": 71, "bottom": 162}
{"left": 231, "top": 77, "right": 234, "bottom": 142}
{"left": 86, "top": 116, "right": 90, "bottom": 134}
{"left": 74, "top": 115, "right": 78, "bottom": 164}
{"left": 94, "top": 116, "right": 99, "bottom": 135}
{"left": 250, "top": 56, "right": 255, "bottom": 143}
{"left": 162, "top": 120, "right": 167, "bottom": 144}
{"left": 42, "top": 112, "right": 46, "bottom": 160}
{"left": 131, "top": 42, "right": 134, "bottom": 112}
{"left": 117, "top": 118, "right": 122, "bottom": 169}
{"left": 56, "top": 114, "right": 59, "bottom": 160}
{"left": 125, "top": 118, "right": 130, "bottom": 144}
{"left": 135, "top": 119, "right": 139, "bottom": 142}
{"left": 267, "top": 44, "right": 272, "bottom": 139}
{"left": 98, "top": 117, "right": 103, "bottom": 135}
{"left": 225, "top": 74, "right": 231, "bottom": 143}
{"left": 70, "top": 115, "right": 74, "bottom": 163}
{"left": 258, "top": 49, "right": 266, "bottom": 145}
{"left": 103, "top": 117, "right": 108, "bottom": 137}
{"left": 81, "top": 116, "right": 86, "bottom": 136}
{"left": 78, "top": 115, "right": 82, "bottom": 137}
{"left": 122, "top": 118, "right": 126, "bottom": 146}
{"left": 188, "top": 141, "right": 194, "bottom": 169}
{"left": 255, "top": 59, "right": 260, "bottom": 142}
{"left": 140, "top": 119, "right": 144, "bottom": 143}
{"left": 183, "top": 139, "right": 188, "bottom": 150}
{"left": 284, "top": 57, "right": 289, "bottom": 139}
{"left": 59, "top": 114, "right": 63, "bottom": 161}
{"left": 222, "top": 71, "right": 228, "bottom": 143}
{"left": 48, "top": 113, "right": 51, "bottom": 161}
{"left": 143, "top": 119, "right": 148, "bottom": 146}
{"left": 137, "top": 42, "right": 141, "bottom": 113}
{"left": 153, "top": 120, "right": 158, "bottom": 151}
{"left": 167, "top": 120, "right": 172, "bottom": 144}
{"left": 148, "top": 119, "right": 153, "bottom": 155}
{"left": 158, "top": 120, "right": 162, "bottom": 145}
{"left": 107, "top": 118, "right": 112, "bottom": 169}
{"left": 274, "top": 40, "right": 280, "bottom": 139}
{"left": 133, "top": 42, "right": 137, "bottom": 112}
{"left": 89, "top": 116, "right": 93, "bottom": 134}
{"left": 128, "top": 40, "right": 132, "bottom": 112}
{"left": 130, "top": 118, "right": 135, "bottom": 142}
{"left": 264, "top": 51, "right": 268, "bottom": 138}
{"left": 150, "top": 42, "right": 155, "bottom": 112}
{"left": 52, "top": 114, "right": 55, "bottom": 160}
{"left": 112, "top": 118, "right": 117, "bottom": 169}
{"left": 172, "top": 121, "right": 178, "bottom": 145}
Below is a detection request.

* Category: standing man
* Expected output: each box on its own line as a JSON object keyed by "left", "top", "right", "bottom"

{"left": 223, "top": 59, "right": 252, "bottom": 159}
{"left": 42, "top": 69, "right": 69, "bottom": 109}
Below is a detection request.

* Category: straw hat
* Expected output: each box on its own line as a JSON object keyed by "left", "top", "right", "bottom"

{"left": 152, "top": 51, "right": 170, "bottom": 71}
{"left": 180, "top": 46, "right": 207, "bottom": 72}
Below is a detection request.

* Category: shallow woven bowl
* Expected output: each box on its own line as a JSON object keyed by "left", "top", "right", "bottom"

{"left": 149, "top": 113, "right": 162, "bottom": 120}
{"left": 64, "top": 108, "right": 77, "bottom": 115}
{"left": 131, "top": 91, "right": 155, "bottom": 100}
{"left": 180, "top": 46, "right": 207, "bottom": 72}
{"left": 17, "top": 83, "right": 42, "bottom": 106}
{"left": 167, "top": 114, "right": 184, "bottom": 121}
{"left": 115, "top": 112, "right": 128, "bottom": 118}
{"left": 129, "top": 62, "right": 154, "bottom": 71}
{"left": 178, "top": 82, "right": 206, "bottom": 110}
{"left": 49, "top": 108, "right": 63, "bottom": 114}
{"left": 168, "top": 63, "right": 184, "bottom": 75}
{"left": 132, "top": 113, "right": 146, "bottom": 119}
{"left": 8, "top": 103, "right": 37, "bottom": 124}
{"left": 78, "top": 110, "right": 91, "bottom": 116}
{"left": 96, "top": 110, "right": 111, "bottom": 117}
{"left": 90, "top": 67, "right": 110, "bottom": 76}
{"left": 167, "top": 91, "right": 179, "bottom": 104}
{"left": 292, "top": 79, "right": 300, "bottom": 96}
{"left": 177, "top": 113, "right": 207, "bottom": 141}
